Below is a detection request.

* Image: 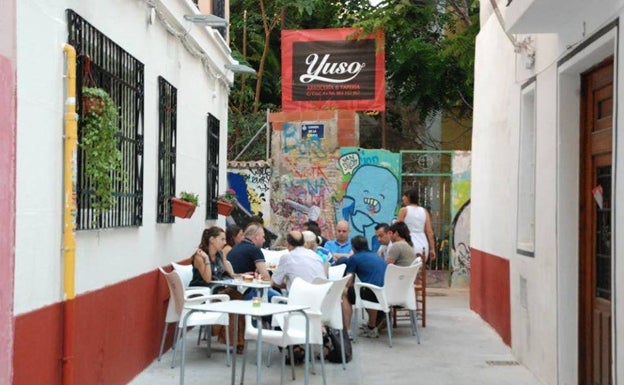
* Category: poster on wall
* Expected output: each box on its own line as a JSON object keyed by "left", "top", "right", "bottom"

{"left": 281, "top": 28, "right": 385, "bottom": 111}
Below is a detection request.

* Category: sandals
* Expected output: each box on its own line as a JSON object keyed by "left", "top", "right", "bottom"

{"left": 283, "top": 345, "right": 305, "bottom": 365}
{"left": 236, "top": 345, "right": 245, "bottom": 355}
{"left": 292, "top": 346, "right": 306, "bottom": 365}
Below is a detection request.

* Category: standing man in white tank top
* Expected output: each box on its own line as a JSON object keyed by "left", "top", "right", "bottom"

{"left": 397, "top": 188, "right": 436, "bottom": 262}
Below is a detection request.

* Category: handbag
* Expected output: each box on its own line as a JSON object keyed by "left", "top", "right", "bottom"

{"left": 323, "top": 327, "right": 352, "bottom": 363}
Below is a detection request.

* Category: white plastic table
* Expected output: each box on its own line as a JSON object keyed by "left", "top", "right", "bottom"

{"left": 211, "top": 279, "right": 272, "bottom": 301}
{"left": 180, "top": 300, "right": 310, "bottom": 385}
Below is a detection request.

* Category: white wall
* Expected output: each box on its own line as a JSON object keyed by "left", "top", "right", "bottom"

{"left": 15, "top": 0, "right": 231, "bottom": 314}
{"left": 475, "top": 1, "right": 624, "bottom": 384}
{"left": 471, "top": 14, "right": 519, "bottom": 258}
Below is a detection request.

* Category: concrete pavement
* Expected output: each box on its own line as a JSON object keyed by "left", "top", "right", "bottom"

{"left": 130, "top": 289, "right": 544, "bottom": 385}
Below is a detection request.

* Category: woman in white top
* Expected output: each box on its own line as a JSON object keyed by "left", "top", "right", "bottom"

{"left": 397, "top": 188, "right": 436, "bottom": 262}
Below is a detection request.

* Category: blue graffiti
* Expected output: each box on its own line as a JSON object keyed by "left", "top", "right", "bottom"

{"left": 336, "top": 164, "right": 399, "bottom": 246}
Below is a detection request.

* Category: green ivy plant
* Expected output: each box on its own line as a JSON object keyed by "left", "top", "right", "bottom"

{"left": 80, "top": 87, "right": 125, "bottom": 213}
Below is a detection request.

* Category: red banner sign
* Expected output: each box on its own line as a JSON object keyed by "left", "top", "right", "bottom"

{"left": 281, "top": 28, "right": 385, "bottom": 111}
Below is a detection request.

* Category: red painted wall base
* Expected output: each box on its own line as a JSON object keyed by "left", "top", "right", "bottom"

{"left": 14, "top": 269, "right": 172, "bottom": 385}
{"left": 470, "top": 248, "right": 511, "bottom": 346}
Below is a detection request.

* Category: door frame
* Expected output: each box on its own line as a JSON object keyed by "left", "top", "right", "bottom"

{"left": 578, "top": 58, "right": 613, "bottom": 385}
{"left": 556, "top": 24, "right": 618, "bottom": 385}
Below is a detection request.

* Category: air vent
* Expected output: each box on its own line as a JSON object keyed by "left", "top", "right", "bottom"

{"left": 486, "top": 360, "right": 519, "bottom": 366}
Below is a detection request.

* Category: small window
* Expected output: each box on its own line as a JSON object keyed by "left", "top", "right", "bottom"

{"left": 206, "top": 114, "right": 220, "bottom": 219}
{"left": 516, "top": 81, "right": 536, "bottom": 256}
{"left": 156, "top": 77, "right": 177, "bottom": 223}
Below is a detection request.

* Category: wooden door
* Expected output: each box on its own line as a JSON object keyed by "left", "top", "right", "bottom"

{"left": 579, "top": 58, "right": 613, "bottom": 385}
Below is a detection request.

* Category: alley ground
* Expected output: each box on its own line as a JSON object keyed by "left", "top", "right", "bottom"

{"left": 130, "top": 289, "right": 544, "bottom": 385}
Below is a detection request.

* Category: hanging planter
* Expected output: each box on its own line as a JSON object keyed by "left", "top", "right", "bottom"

{"left": 217, "top": 201, "right": 234, "bottom": 216}
{"left": 171, "top": 198, "right": 196, "bottom": 218}
{"left": 216, "top": 189, "right": 237, "bottom": 216}
{"left": 80, "top": 86, "right": 125, "bottom": 213}
{"left": 171, "top": 192, "right": 198, "bottom": 219}
{"left": 82, "top": 92, "right": 105, "bottom": 115}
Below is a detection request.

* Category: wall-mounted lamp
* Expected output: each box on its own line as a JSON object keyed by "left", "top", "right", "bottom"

{"left": 183, "top": 14, "right": 228, "bottom": 27}
{"left": 225, "top": 63, "right": 257, "bottom": 75}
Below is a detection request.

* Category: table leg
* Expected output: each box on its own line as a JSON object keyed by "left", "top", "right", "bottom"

{"left": 231, "top": 314, "right": 238, "bottom": 385}
{"left": 256, "top": 316, "right": 263, "bottom": 385}
{"left": 180, "top": 311, "right": 193, "bottom": 385}
{"left": 298, "top": 310, "right": 310, "bottom": 385}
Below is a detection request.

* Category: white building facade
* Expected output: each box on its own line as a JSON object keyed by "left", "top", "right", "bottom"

{"left": 473, "top": 1, "right": 623, "bottom": 384}
{"left": 8, "top": 0, "right": 237, "bottom": 383}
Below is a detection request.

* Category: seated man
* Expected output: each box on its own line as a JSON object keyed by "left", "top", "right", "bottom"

{"left": 374, "top": 222, "right": 392, "bottom": 260}
{"left": 271, "top": 231, "right": 326, "bottom": 291}
{"left": 325, "top": 220, "right": 352, "bottom": 262}
{"left": 336, "top": 235, "right": 387, "bottom": 338}
{"left": 227, "top": 224, "right": 279, "bottom": 301}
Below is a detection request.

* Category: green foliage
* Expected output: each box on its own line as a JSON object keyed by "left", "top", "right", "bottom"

{"left": 179, "top": 191, "right": 199, "bottom": 206}
{"left": 228, "top": 111, "right": 269, "bottom": 161}
{"left": 218, "top": 189, "right": 237, "bottom": 204}
{"left": 80, "top": 87, "right": 125, "bottom": 213}
{"left": 227, "top": 0, "right": 478, "bottom": 155}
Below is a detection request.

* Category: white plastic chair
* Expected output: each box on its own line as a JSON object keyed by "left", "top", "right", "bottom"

{"left": 241, "top": 278, "right": 332, "bottom": 385}
{"left": 353, "top": 262, "right": 422, "bottom": 347}
{"left": 158, "top": 267, "right": 231, "bottom": 368}
{"left": 312, "top": 274, "right": 352, "bottom": 369}
{"left": 327, "top": 264, "right": 346, "bottom": 280}
{"left": 261, "top": 248, "right": 287, "bottom": 268}
{"left": 159, "top": 266, "right": 209, "bottom": 361}
{"left": 171, "top": 261, "right": 194, "bottom": 288}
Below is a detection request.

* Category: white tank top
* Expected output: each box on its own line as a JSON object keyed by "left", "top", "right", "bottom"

{"left": 404, "top": 205, "right": 426, "bottom": 234}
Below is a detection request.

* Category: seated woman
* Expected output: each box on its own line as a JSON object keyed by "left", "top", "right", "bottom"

{"left": 222, "top": 224, "right": 243, "bottom": 259}
{"left": 302, "top": 230, "right": 330, "bottom": 277}
{"left": 190, "top": 226, "right": 245, "bottom": 354}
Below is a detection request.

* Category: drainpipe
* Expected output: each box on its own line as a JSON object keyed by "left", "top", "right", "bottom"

{"left": 62, "top": 44, "right": 78, "bottom": 385}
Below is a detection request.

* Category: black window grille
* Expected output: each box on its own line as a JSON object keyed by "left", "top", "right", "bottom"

{"left": 206, "top": 114, "right": 220, "bottom": 219}
{"left": 157, "top": 77, "right": 177, "bottom": 223}
{"left": 67, "top": 9, "right": 145, "bottom": 230}
{"left": 212, "top": 0, "right": 227, "bottom": 40}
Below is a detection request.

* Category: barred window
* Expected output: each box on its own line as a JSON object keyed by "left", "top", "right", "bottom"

{"left": 157, "top": 77, "right": 177, "bottom": 223}
{"left": 206, "top": 114, "right": 220, "bottom": 219}
{"left": 67, "top": 10, "right": 144, "bottom": 229}
{"left": 212, "top": 0, "right": 227, "bottom": 40}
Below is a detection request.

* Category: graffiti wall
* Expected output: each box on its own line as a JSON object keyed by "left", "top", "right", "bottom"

{"left": 269, "top": 120, "right": 342, "bottom": 241}
{"left": 335, "top": 148, "right": 401, "bottom": 249}
{"left": 450, "top": 151, "right": 471, "bottom": 288}
{"left": 227, "top": 161, "right": 272, "bottom": 226}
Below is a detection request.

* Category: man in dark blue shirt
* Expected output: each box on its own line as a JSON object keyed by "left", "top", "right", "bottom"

{"left": 227, "top": 224, "right": 269, "bottom": 278}
{"left": 227, "top": 224, "right": 281, "bottom": 302}
{"left": 336, "top": 235, "right": 387, "bottom": 338}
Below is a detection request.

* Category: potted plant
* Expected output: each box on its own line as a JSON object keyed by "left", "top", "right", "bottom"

{"left": 216, "top": 189, "right": 237, "bottom": 216}
{"left": 171, "top": 191, "right": 199, "bottom": 218}
{"left": 80, "top": 86, "right": 125, "bottom": 213}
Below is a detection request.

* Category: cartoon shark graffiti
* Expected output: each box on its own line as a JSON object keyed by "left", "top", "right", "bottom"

{"left": 336, "top": 164, "right": 399, "bottom": 246}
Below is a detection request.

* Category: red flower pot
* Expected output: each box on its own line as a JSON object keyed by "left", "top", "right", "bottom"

{"left": 171, "top": 198, "right": 196, "bottom": 218}
{"left": 82, "top": 94, "right": 105, "bottom": 115}
{"left": 217, "top": 201, "right": 234, "bottom": 216}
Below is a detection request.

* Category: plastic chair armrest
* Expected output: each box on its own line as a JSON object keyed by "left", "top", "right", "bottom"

{"left": 185, "top": 287, "right": 212, "bottom": 299}
{"left": 271, "top": 295, "right": 289, "bottom": 304}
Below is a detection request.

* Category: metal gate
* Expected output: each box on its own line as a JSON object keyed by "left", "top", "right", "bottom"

{"left": 400, "top": 151, "right": 452, "bottom": 274}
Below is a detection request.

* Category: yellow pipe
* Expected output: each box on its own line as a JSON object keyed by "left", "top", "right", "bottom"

{"left": 62, "top": 43, "right": 78, "bottom": 385}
